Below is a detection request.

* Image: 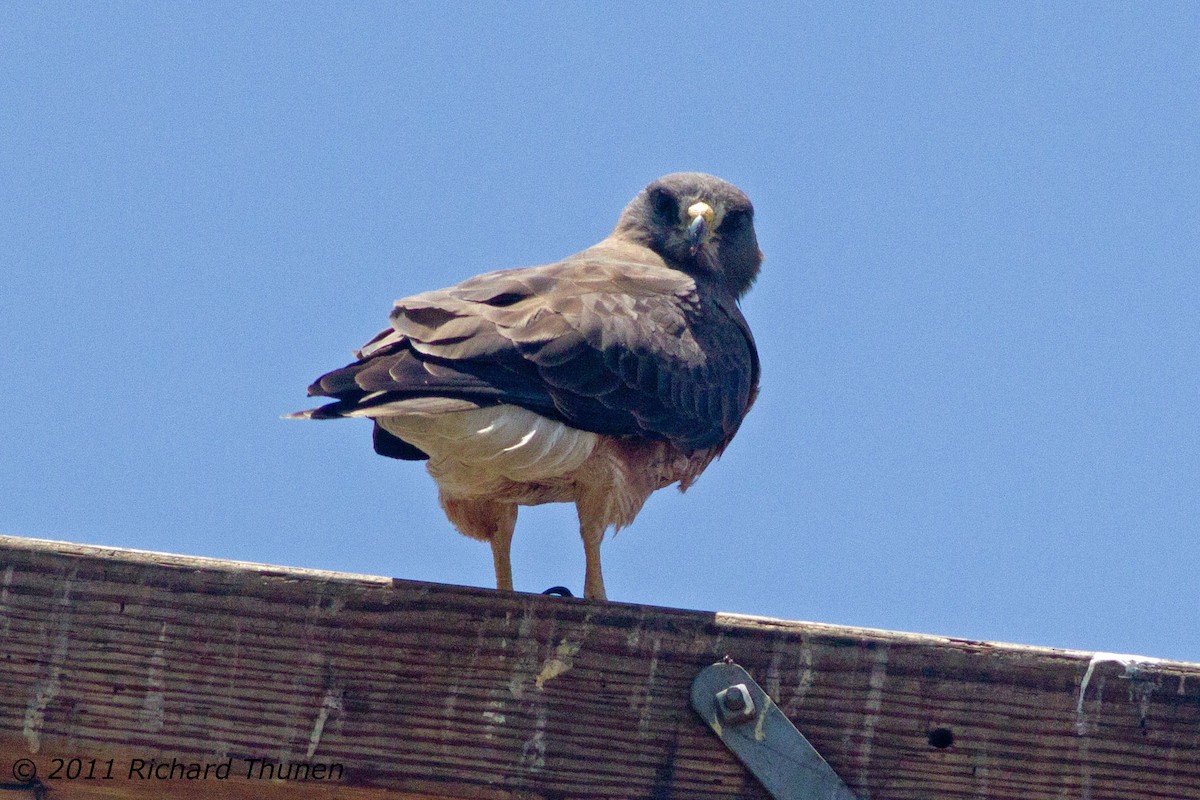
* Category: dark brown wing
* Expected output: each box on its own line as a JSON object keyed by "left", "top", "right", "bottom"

{"left": 304, "top": 238, "right": 759, "bottom": 456}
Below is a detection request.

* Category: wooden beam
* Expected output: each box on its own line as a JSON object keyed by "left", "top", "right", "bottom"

{"left": 0, "top": 534, "right": 1196, "bottom": 799}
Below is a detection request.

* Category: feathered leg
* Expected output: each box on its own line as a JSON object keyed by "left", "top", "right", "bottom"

{"left": 580, "top": 528, "right": 606, "bottom": 601}
{"left": 441, "top": 496, "right": 519, "bottom": 592}
{"left": 574, "top": 496, "right": 608, "bottom": 601}
{"left": 489, "top": 509, "right": 517, "bottom": 591}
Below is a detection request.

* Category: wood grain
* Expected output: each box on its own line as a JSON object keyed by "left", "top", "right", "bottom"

{"left": 0, "top": 534, "right": 1196, "bottom": 799}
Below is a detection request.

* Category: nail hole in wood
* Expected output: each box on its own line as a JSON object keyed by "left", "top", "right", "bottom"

{"left": 928, "top": 727, "right": 954, "bottom": 749}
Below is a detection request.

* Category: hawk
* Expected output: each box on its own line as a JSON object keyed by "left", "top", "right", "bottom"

{"left": 293, "top": 173, "right": 761, "bottom": 600}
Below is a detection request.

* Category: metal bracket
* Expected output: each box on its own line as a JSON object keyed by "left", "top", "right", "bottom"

{"left": 0, "top": 781, "right": 46, "bottom": 799}
{"left": 691, "top": 660, "right": 858, "bottom": 800}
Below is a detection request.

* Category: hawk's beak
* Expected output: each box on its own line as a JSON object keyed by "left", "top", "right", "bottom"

{"left": 686, "top": 201, "right": 715, "bottom": 247}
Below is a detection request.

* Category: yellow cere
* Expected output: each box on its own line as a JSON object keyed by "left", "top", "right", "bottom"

{"left": 687, "top": 201, "right": 715, "bottom": 226}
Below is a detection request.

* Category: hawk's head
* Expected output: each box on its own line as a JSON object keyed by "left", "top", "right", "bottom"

{"left": 614, "top": 172, "right": 762, "bottom": 299}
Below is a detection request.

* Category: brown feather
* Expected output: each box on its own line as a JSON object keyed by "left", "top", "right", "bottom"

{"left": 294, "top": 172, "right": 762, "bottom": 600}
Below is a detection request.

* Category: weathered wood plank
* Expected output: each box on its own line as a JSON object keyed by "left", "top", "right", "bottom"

{"left": 0, "top": 534, "right": 1196, "bottom": 799}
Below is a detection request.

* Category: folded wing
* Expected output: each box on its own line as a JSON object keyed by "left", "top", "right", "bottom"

{"left": 301, "top": 246, "right": 759, "bottom": 460}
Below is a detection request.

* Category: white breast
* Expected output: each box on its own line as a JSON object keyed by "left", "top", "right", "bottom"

{"left": 375, "top": 403, "right": 599, "bottom": 483}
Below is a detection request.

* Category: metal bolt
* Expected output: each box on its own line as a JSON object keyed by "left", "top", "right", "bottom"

{"left": 715, "top": 683, "right": 755, "bottom": 724}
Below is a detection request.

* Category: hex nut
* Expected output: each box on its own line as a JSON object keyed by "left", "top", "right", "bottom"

{"left": 716, "top": 683, "right": 756, "bottom": 724}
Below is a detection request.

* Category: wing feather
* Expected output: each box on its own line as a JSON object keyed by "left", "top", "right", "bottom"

{"left": 301, "top": 240, "right": 759, "bottom": 452}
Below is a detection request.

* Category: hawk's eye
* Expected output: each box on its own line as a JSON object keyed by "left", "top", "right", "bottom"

{"left": 649, "top": 188, "right": 679, "bottom": 223}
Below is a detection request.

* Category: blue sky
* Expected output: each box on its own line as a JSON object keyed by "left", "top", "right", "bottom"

{"left": 2, "top": 4, "right": 1197, "bottom": 662}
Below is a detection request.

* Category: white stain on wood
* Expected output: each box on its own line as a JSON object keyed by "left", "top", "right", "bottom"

{"left": 0, "top": 565, "right": 13, "bottom": 638}
{"left": 635, "top": 633, "right": 662, "bottom": 740}
{"left": 307, "top": 686, "right": 343, "bottom": 759}
{"left": 782, "top": 640, "right": 816, "bottom": 718}
{"left": 1076, "top": 652, "right": 1164, "bottom": 735}
{"left": 765, "top": 637, "right": 784, "bottom": 702}
{"left": 507, "top": 610, "right": 540, "bottom": 700}
{"left": 521, "top": 705, "right": 548, "bottom": 772}
{"left": 137, "top": 622, "right": 168, "bottom": 732}
{"left": 536, "top": 639, "right": 581, "bottom": 689}
{"left": 23, "top": 570, "right": 76, "bottom": 753}
{"left": 857, "top": 646, "right": 889, "bottom": 789}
